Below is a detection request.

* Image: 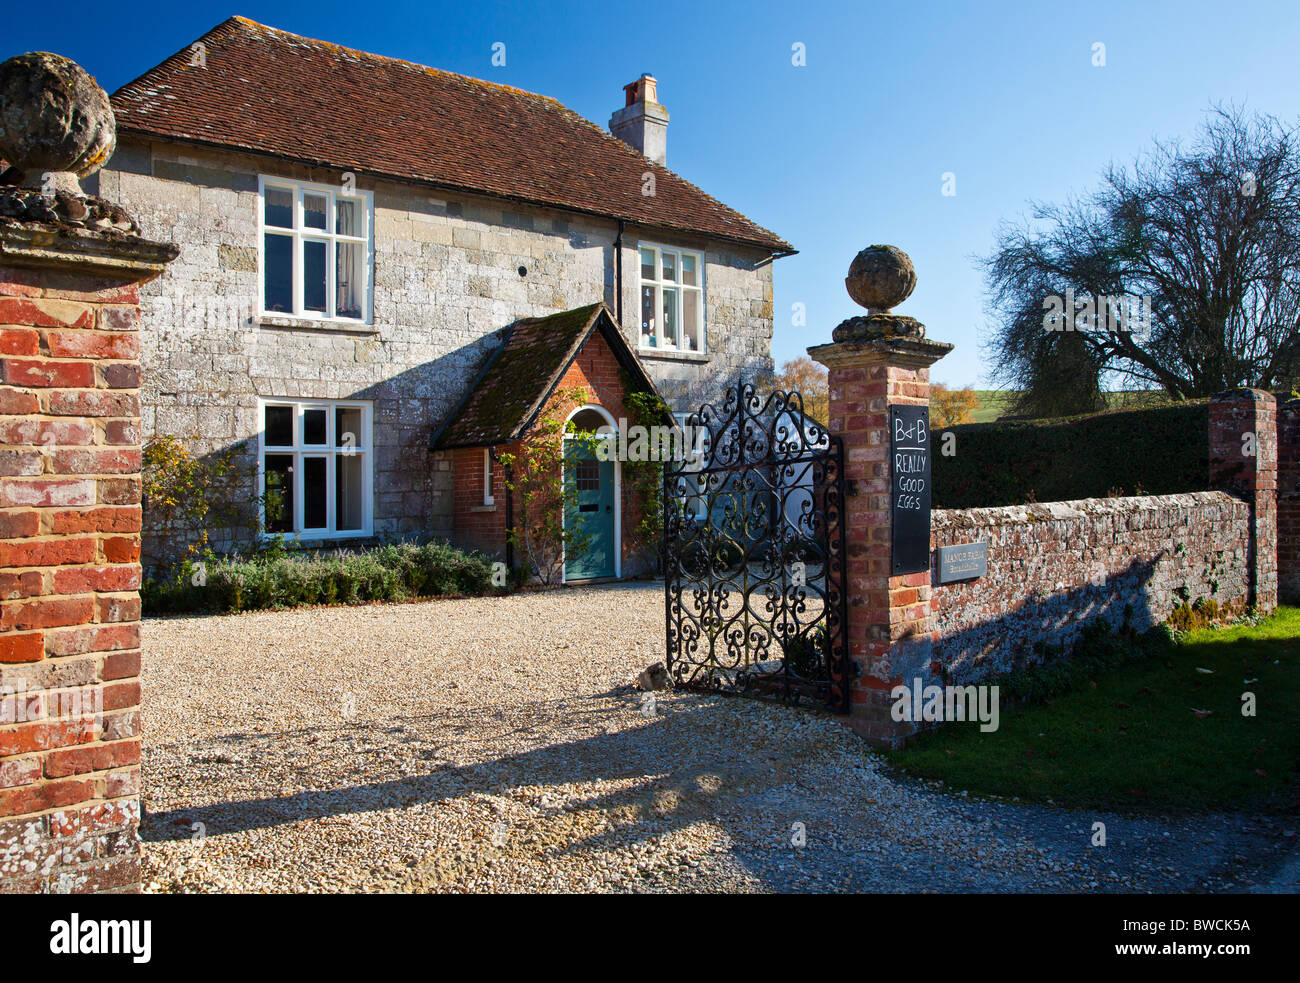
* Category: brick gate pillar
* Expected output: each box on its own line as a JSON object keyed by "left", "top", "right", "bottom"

{"left": 0, "top": 53, "right": 177, "bottom": 893}
{"left": 1277, "top": 397, "right": 1299, "bottom": 605}
{"left": 1209, "top": 388, "right": 1278, "bottom": 615}
{"left": 809, "top": 246, "right": 951, "bottom": 747}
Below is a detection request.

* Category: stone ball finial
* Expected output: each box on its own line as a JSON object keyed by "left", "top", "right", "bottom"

{"left": 0, "top": 52, "right": 116, "bottom": 195}
{"left": 845, "top": 244, "right": 916, "bottom": 313}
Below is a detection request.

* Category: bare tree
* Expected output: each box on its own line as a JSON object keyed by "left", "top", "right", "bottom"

{"left": 984, "top": 105, "right": 1300, "bottom": 416}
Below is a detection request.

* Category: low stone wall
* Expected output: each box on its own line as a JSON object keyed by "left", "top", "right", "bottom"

{"left": 929, "top": 492, "right": 1251, "bottom": 683}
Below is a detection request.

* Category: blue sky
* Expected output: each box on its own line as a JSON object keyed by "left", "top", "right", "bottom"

{"left": 8, "top": 0, "right": 1299, "bottom": 386}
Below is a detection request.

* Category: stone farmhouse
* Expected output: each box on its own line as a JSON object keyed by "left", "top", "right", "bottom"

{"left": 93, "top": 16, "right": 793, "bottom": 577}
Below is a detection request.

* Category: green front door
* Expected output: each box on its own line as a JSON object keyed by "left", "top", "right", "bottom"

{"left": 564, "top": 440, "right": 615, "bottom": 580}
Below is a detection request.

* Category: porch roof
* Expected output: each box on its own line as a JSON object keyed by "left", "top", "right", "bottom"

{"left": 429, "top": 302, "right": 661, "bottom": 450}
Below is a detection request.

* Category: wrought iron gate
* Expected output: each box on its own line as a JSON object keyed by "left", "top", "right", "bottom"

{"left": 662, "top": 382, "right": 852, "bottom": 712}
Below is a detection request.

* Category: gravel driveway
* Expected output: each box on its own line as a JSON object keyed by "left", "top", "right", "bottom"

{"left": 140, "top": 583, "right": 1294, "bottom": 893}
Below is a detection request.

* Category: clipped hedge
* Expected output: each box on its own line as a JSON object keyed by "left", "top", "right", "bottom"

{"left": 143, "top": 540, "right": 497, "bottom": 615}
{"left": 933, "top": 400, "right": 1209, "bottom": 508}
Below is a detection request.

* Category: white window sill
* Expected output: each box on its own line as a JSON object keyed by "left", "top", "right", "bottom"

{"left": 257, "top": 314, "right": 379, "bottom": 335}
{"left": 261, "top": 530, "right": 374, "bottom": 543}
{"left": 637, "top": 346, "right": 709, "bottom": 363}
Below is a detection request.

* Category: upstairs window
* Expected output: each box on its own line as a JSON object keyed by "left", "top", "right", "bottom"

{"left": 259, "top": 177, "right": 373, "bottom": 322}
{"left": 639, "top": 244, "right": 704, "bottom": 353}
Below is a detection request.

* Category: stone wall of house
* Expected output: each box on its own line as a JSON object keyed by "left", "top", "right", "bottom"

{"left": 929, "top": 492, "right": 1252, "bottom": 683}
{"left": 93, "top": 140, "right": 776, "bottom": 565}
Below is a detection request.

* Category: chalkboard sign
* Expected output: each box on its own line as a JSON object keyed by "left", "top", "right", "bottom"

{"left": 890, "top": 405, "right": 932, "bottom": 576}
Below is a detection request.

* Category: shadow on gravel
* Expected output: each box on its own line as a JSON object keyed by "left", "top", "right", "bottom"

{"left": 143, "top": 700, "right": 776, "bottom": 841}
{"left": 140, "top": 691, "right": 1293, "bottom": 892}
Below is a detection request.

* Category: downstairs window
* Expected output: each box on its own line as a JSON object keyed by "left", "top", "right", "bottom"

{"left": 260, "top": 399, "right": 373, "bottom": 538}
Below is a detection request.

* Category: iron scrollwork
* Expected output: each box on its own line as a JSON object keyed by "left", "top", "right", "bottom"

{"left": 662, "top": 381, "right": 851, "bottom": 712}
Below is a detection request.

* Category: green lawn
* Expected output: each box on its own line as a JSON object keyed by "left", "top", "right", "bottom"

{"left": 886, "top": 607, "right": 1300, "bottom": 813}
{"left": 965, "top": 389, "right": 1174, "bottom": 423}
{"left": 968, "top": 390, "right": 1016, "bottom": 423}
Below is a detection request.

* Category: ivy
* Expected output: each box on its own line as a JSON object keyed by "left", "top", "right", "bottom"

{"left": 621, "top": 387, "right": 673, "bottom": 558}
{"left": 496, "top": 386, "right": 598, "bottom": 585}
{"left": 142, "top": 435, "right": 262, "bottom": 569}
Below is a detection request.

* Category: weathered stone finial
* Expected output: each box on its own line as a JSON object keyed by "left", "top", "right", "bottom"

{"left": 0, "top": 52, "right": 116, "bottom": 195}
{"left": 832, "top": 245, "right": 928, "bottom": 344}
{"left": 846, "top": 244, "right": 916, "bottom": 313}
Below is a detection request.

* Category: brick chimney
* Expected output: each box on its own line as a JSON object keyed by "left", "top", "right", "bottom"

{"left": 609, "top": 74, "right": 669, "bottom": 165}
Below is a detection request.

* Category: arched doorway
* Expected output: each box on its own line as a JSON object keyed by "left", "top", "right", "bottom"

{"left": 563, "top": 404, "right": 620, "bottom": 581}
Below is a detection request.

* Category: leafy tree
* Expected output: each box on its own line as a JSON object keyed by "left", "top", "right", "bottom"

{"left": 930, "top": 383, "right": 981, "bottom": 427}
{"left": 773, "top": 356, "right": 829, "bottom": 424}
{"left": 984, "top": 105, "right": 1300, "bottom": 417}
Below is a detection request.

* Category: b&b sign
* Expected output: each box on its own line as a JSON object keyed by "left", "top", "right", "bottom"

{"left": 890, "top": 405, "right": 931, "bottom": 576}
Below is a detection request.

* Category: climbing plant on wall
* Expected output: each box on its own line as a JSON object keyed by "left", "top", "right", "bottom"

{"left": 496, "top": 386, "right": 597, "bottom": 585}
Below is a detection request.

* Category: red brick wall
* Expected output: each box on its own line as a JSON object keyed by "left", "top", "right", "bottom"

{"left": 451, "top": 445, "right": 508, "bottom": 556}
{"left": 1280, "top": 398, "right": 1299, "bottom": 605}
{"left": 0, "top": 265, "right": 145, "bottom": 894}
{"left": 824, "top": 358, "right": 934, "bottom": 744}
{"left": 1209, "top": 389, "right": 1278, "bottom": 613}
{"left": 449, "top": 327, "right": 650, "bottom": 570}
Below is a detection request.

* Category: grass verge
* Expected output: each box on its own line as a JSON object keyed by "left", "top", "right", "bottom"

{"left": 886, "top": 608, "right": 1300, "bottom": 813}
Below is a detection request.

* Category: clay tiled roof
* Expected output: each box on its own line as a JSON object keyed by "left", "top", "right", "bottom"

{"left": 110, "top": 17, "right": 792, "bottom": 254}
{"left": 431, "top": 303, "right": 660, "bottom": 449}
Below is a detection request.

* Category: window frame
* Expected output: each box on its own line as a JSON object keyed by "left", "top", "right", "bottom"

{"left": 637, "top": 243, "right": 705, "bottom": 354}
{"left": 482, "top": 447, "right": 495, "bottom": 506}
{"left": 673, "top": 412, "right": 709, "bottom": 521}
{"left": 257, "top": 176, "right": 375, "bottom": 324}
{"left": 257, "top": 398, "right": 374, "bottom": 540}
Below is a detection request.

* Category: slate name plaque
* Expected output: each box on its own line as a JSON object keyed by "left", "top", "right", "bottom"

{"left": 890, "top": 405, "right": 932, "bottom": 576}
{"left": 938, "top": 542, "right": 988, "bottom": 583}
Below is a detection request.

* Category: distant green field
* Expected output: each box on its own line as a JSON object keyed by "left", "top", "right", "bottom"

{"left": 964, "top": 390, "right": 1172, "bottom": 424}
{"left": 968, "top": 391, "right": 1014, "bottom": 423}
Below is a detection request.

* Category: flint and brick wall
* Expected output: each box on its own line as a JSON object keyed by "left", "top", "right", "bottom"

{"left": 923, "top": 388, "right": 1276, "bottom": 688}
{"left": 929, "top": 492, "right": 1251, "bottom": 683}
{"left": 94, "top": 140, "right": 776, "bottom": 564}
{"left": 0, "top": 265, "right": 147, "bottom": 893}
{"left": 816, "top": 317, "right": 1277, "bottom": 745}
{"left": 1280, "top": 398, "right": 1299, "bottom": 605}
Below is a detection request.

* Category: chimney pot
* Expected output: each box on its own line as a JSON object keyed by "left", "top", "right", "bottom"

{"left": 610, "top": 74, "right": 669, "bottom": 166}
{"left": 624, "top": 74, "right": 658, "bottom": 107}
